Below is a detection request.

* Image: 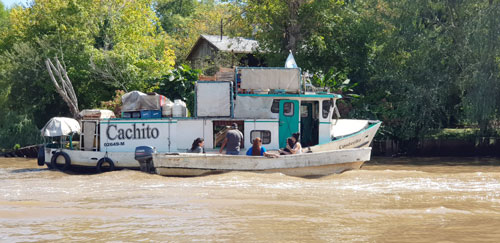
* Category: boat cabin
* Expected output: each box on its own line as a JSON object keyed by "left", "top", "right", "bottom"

{"left": 77, "top": 67, "right": 367, "bottom": 154}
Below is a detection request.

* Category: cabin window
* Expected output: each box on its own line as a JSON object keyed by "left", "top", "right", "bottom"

{"left": 283, "top": 102, "right": 294, "bottom": 116}
{"left": 250, "top": 130, "right": 271, "bottom": 144}
{"left": 271, "top": 99, "right": 281, "bottom": 113}
{"left": 272, "top": 99, "right": 295, "bottom": 116}
{"left": 322, "top": 100, "right": 331, "bottom": 119}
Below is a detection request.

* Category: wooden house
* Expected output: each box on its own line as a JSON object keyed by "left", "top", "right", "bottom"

{"left": 186, "top": 34, "right": 263, "bottom": 71}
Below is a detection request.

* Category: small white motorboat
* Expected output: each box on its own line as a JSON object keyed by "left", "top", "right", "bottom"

{"left": 135, "top": 146, "right": 372, "bottom": 178}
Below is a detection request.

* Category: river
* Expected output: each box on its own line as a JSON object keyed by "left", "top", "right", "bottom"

{"left": 1, "top": 157, "right": 500, "bottom": 242}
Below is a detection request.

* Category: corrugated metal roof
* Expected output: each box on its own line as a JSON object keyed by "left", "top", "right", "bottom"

{"left": 200, "top": 34, "right": 259, "bottom": 53}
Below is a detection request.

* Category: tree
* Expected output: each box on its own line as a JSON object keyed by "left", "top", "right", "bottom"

{"left": 45, "top": 57, "right": 80, "bottom": 118}
{"left": 2, "top": 0, "right": 175, "bottom": 118}
{"left": 0, "top": 0, "right": 176, "bottom": 148}
{"left": 350, "top": 0, "right": 470, "bottom": 152}
{"left": 155, "top": 0, "right": 248, "bottom": 62}
{"left": 0, "top": 2, "right": 7, "bottom": 29}
{"left": 88, "top": 0, "right": 175, "bottom": 92}
{"left": 458, "top": 0, "right": 500, "bottom": 136}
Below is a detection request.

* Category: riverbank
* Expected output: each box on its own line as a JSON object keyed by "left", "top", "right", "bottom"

{"left": 370, "top": 156, "right": 500, "bottom": 166}
{"left": 373, "top": 137, "right": 500, "bottom": 157}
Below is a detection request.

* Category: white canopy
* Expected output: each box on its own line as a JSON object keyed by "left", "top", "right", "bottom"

{"left": 196, "top": 82, "right": 231, "bottom": 117}
{"left": 41, "top": 117, "right": 81, "bottom": 137}
{"left": 239, "top": 68, "right": 301, "bottom": 92}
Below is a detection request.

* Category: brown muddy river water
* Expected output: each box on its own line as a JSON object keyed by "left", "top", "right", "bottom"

{"left": 1, "top": 157, "right": 500, "bottom": 242}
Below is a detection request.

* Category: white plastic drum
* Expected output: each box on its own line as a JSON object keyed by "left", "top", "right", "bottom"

{"left": 173, "top": 99, "right": 187, "bottom": 117}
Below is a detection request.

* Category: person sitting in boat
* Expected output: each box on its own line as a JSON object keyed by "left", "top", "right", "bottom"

{"left": 279, "top": 137, "right": 294, "bottom": 155}
{"left": 280, "top": 133, "right": 303, "bottom": 155}
{"left": 246, "top": 137, "right": 278, "bottom": 158}
{"left": 189, "top": 138, "right": 205, "bottom": 153}
{"left": 219, "top": 123, "right": 243, "bottom": 155}
{"left": 290, "top": 133, "right": 303, "bottom": 154}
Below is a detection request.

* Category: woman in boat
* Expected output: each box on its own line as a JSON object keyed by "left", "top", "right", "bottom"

{"left": 290, "top": 133, "right": 303, "bottom": 154}
{"left": 246, "top": 137, "right": 277, "bottom": 157}
{"left": 189, "top": 138, "right": 205, "bottom": 153}
{"left": 280, "top": 133, "right": 302, "bottom": 155}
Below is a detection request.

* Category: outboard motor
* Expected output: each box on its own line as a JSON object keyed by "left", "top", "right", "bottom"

{"left": 135, "top": 146, "right": 156, "bottom": 174}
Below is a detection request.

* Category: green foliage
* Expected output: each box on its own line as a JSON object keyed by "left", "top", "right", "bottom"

{"left": 351, "top": 0, "right": 464, "bottom": 142}
{"left": 310, "top": 67, "right": 359, "bottom": 97}
{"left": 152, "top": 64, "right": 201, "bottom": 113}
{"left": 0, "top": 2, "right": 7, "bottom": 28}
{"left": 428, "top": 128, "right": 479, "bottom": 141}
{"left": 156, "top": 0, "right": 197, "bottom": 34}
{"left": 155, "top": 0, "right": 247, "bottom": 61}
{"left": 0, "top": 0, "right": 176, "bottom": 149}
{"left": 0, "top": 110, "right": 43, "bottom": 149}
{"left": 457, "top": 1, "right": 500, "bottom": 136}
{"left": 100, "top": 90, "right": 126, "bottom": 117}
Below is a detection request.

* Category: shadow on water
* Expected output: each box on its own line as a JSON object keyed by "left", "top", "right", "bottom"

{"left": 369, "top": 156, "right": 500, "bottom": 166}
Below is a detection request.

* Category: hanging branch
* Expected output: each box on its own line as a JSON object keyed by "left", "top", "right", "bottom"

{"left": 45, "top": 57, "right": 80, "bottom": 119}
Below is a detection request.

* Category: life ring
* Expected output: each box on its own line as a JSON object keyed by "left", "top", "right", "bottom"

{"left": 51, "top": 151, "right": 71, "bottom": 171}
{"left": 37, "top": 145, "right": 45, "bottom": 166}
{"left": 96, "top": 157, "right": 115, "bottom": 173}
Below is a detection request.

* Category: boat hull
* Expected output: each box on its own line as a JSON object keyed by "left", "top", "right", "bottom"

{"left": 152, "top": 147, "right": 371, "bottom": 177}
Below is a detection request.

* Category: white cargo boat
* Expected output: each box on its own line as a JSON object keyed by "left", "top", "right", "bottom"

{"left": 38, "top": 67, "right": 381, "bottom": 175}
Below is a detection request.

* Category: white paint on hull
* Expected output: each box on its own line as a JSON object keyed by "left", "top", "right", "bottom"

{"left": 44, "top": 149, "right": 138, "bottom": 168}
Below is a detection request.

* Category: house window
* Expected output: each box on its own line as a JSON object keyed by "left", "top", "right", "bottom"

{"left": 250, "top": 130, "right": 271, "bottom": 144}
{"left": 322, "top": 100, "right": 331, "bottom": 119}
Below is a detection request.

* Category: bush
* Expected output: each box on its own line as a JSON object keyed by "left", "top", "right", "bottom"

{"left": 0, "top": 111, "right": 43, "bottom": 149}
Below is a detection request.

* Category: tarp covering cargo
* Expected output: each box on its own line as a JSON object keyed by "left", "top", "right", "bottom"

{"left": 239, "top": 68, "right": 301, "bottom": 92}
{"left": 79, "top": 109, "right": 116, "bottom": 119}
{"left": 41, "top": 117, "right": 81, "bottom": 137}
{"left": 196, "top": 81, "right": 231, "bottom": 117}
{"left": 234, "top": 96, "right": 278, "bottom": 119}
{"left": 121, "top": 91, "right": 167, "bottom": 112}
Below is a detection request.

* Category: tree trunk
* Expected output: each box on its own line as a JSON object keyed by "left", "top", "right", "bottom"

{"left": 284, "top": 0, "right": 304, "bottom": 54}
{"left": 45, "top": 57, "right": 80, "bottom": 119}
